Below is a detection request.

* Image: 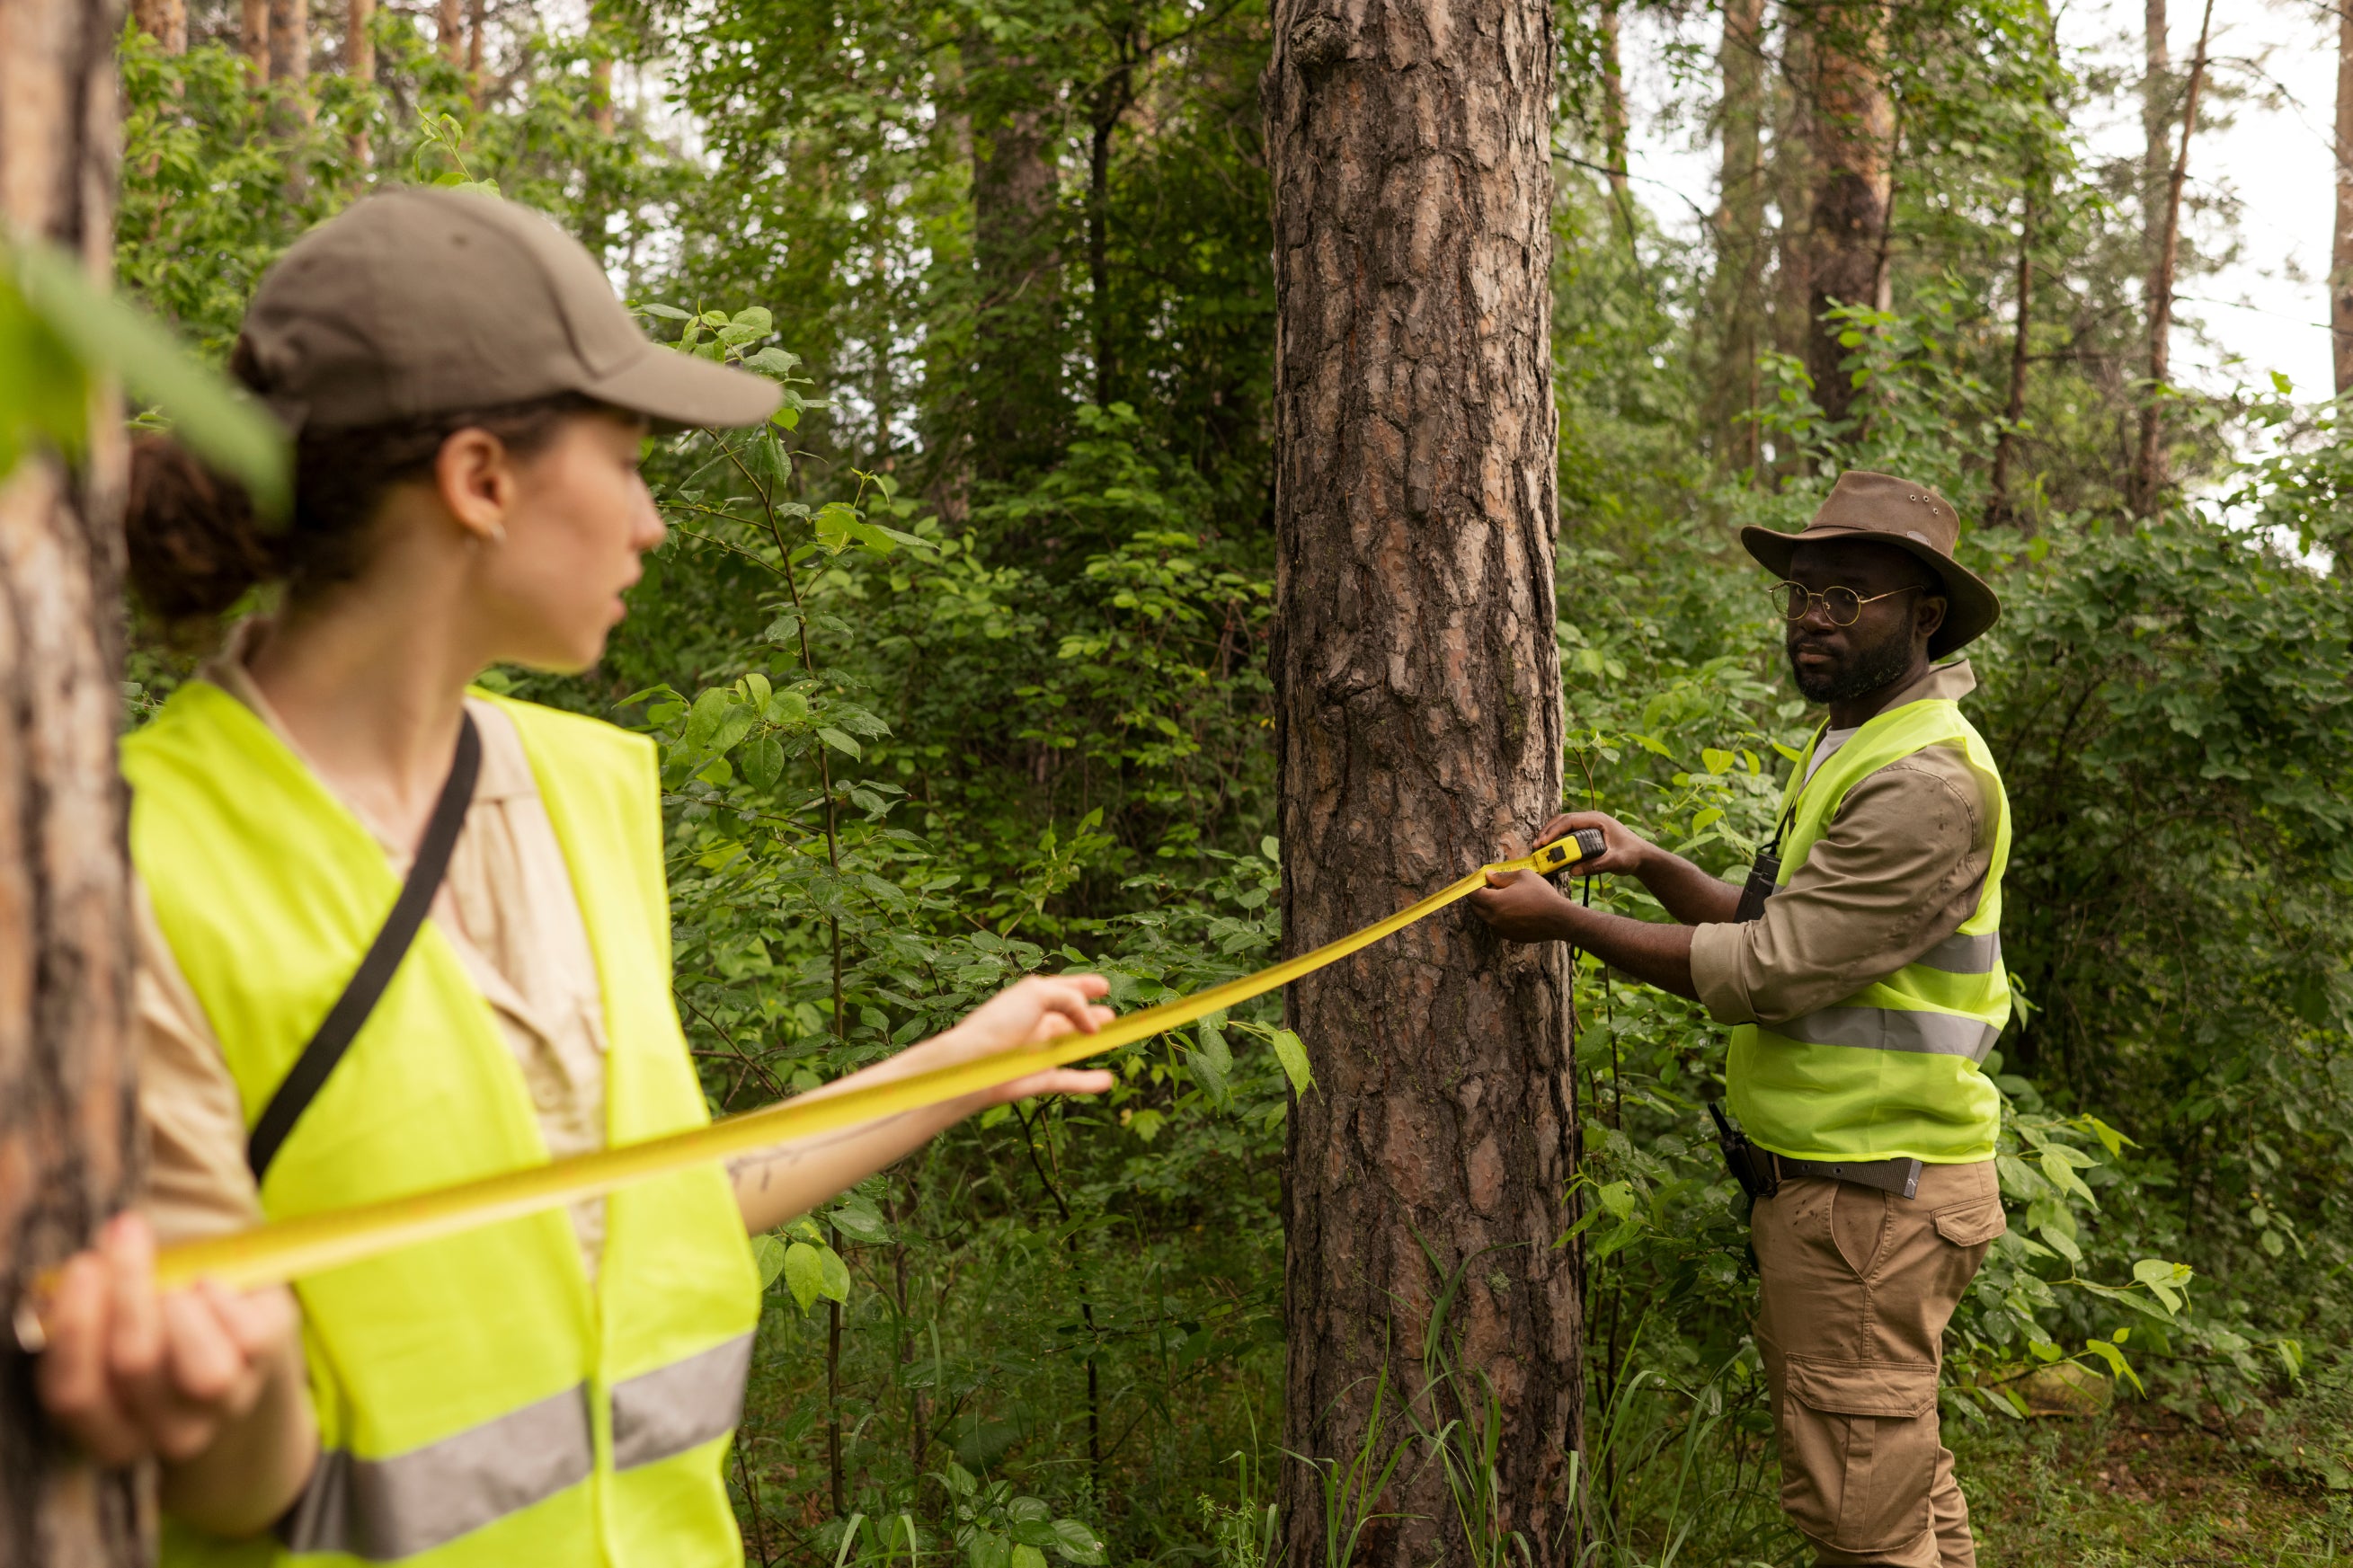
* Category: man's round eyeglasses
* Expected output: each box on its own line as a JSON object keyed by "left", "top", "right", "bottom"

{"left": 1766, "top": 580, "right": 1926, "bottom": 626}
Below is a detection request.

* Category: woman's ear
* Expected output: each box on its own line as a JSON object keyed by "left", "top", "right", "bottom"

{"left": 433, "top": 428, "right": 516, "bottom": 545}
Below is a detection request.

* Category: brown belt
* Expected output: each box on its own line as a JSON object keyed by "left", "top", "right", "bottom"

{"left": 1765, "top": 1152, "right": 1923, "bottom": 1200}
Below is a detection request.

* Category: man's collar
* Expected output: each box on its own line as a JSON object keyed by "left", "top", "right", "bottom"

{"left": 1876, "top": 657, "right": 1976, "bottom": 713}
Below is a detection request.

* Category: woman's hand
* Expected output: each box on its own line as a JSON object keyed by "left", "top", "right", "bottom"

{"left": 34, "top": 1213, "right": 299, "bottom": 1467}
{"left": 893, "top": 973, "right": 1118, "bottom": 1110}
{"left": 730, "top": 975, "right": 1117, "bottom": 1234}
{"left": 1534, "top": 811, "right": 1653, "bottom": 879}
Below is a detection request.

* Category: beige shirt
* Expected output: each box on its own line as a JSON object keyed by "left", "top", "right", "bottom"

{"left": 136, "top": 631, "right": 613, "bottom": 1274}
{"left": 1689, "top": 660, "right": 1999, "bottom": 1028}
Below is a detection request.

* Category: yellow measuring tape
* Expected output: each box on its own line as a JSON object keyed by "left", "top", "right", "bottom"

{"left": 147, "top": 836, "right": 1591, "bottom": 1295}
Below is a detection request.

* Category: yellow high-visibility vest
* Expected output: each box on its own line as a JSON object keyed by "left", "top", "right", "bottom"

{"left": 127, "top": 681, "right": 758, "bottom": 1566}
{"left": 1727, "top": 695, "right": 2011, "bottom": 1165}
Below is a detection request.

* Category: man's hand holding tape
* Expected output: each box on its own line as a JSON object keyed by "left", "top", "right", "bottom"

{"left": 1466, "top": 809, "right": 1734, "bottom": 999}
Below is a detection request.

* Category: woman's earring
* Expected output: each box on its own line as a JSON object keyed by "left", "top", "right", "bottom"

{"left": 480, "top": 522, "right": 508, "bottom": 546}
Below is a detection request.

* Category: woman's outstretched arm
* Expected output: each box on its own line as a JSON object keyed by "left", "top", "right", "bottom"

{"left": 729, "top": 973, "right": 1117, "bottom": 1235}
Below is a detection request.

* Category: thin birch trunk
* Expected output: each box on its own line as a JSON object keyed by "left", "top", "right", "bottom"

{"left": 242, "top": 0, "right": 270, "bottom": 74}
{"left": 1990, "top": 184, "right": 2035, "bottom": 527}
{"left": 2332, "top": 0, "right": 2353, "bottom": 394}
{"left": 1707, "top": 0, "right": 1767, "bottom": 477}
{"left": 1598, "top": 0, "right": 1628, "bottom": 198}
{"left": 347, "top": 0, "right": 374, "bottom": 163}
{"left": 2133, "top": 0, "right": 2214, "bottom": 517}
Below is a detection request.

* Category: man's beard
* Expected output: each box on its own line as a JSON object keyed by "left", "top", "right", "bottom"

{"left": 1788, "top": 625, "right": 1916, "bottom": 705}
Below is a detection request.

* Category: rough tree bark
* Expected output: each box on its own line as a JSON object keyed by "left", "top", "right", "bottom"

{"left": 0, "top": 0, "right": 147, "bottom": 1561}
{"left": 1705, "top": 0, "right": 1768, "bottom": 475}
{"left": 1263, "top": 4, "right": 1579, "bottom": 1566}
{"left": 1799, "top": 0, "right": 1892, "bottom": 429}
{"left": 2134, "top": 0, "right": 2212, "bottom": 517}
{"left": 2333, "top": 0, "right": 2353, "bottom": 394}
{"left": 438, "top": 0, "right": 462, "bottom": 65}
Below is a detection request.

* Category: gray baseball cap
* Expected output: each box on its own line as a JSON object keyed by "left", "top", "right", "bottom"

{"left": 234, "top": 185, "right": 779, "bottom": 434}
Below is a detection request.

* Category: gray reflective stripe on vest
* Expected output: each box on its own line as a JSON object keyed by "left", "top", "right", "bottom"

{"left": 1917, "top": 930, "right": 2002, "bottom": 975}
{"left": 280, "top": 1384, "right": 592, "bottom": 1560}
{"left": 276, "top": 1334, "right": 750, "bottom": 1560}
{"left": 1772, "top": 1005, "right": 2002, "bottom": 1063}
{"left": 611, "top": 1331, "right": 755, "bottom": 1470}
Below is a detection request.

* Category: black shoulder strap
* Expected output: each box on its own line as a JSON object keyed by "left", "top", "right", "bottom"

{"left": 246, "top": 713, "right": 483, "bottom": 1183}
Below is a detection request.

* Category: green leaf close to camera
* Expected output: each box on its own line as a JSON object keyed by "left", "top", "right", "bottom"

{"left": 10, "top": 242, "right": 289, "bottom": 518}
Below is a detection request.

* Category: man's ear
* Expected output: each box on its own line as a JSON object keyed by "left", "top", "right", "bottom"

{"left": 1915, "top": 592, "right": 1949, "bottom": 648}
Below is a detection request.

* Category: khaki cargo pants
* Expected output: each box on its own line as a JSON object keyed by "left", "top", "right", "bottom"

{"left": 1753, "top": 1159, "right": 2006, "bottom": 1568}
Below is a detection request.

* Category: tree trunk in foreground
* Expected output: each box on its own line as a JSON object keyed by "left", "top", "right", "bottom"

{"left": 1264, "top": 4, "right": 1579, "bottom": 1565}
{"left": 2332, "top": 0, "right": 2353, "bottom": 395}
{"left": 0, "top": 0, "right": 147, "bottom": 1560}
{"left": 1800, "top": 0, "right": 1892, "bottom": 428}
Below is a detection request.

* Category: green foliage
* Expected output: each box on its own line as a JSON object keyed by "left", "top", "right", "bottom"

{"left": 109, "top": 0, "right": 2353, "bottom": 1560}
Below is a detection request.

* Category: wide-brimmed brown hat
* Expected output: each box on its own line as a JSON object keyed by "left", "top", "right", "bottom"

{"left": 1738, "top": 470, "right": 2000, "bottom": 658}
{"left": 235, "top": 186, "right": 779, "bottom": 435}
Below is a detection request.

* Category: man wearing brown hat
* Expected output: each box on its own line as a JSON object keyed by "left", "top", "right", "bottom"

{"left": 1472, "top": 471, "right": 2012, "bottom": 1568}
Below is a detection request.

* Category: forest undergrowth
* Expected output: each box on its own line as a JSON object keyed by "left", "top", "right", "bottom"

{"left": 102, "top": 0, "right": 2353, "bottom": 1562}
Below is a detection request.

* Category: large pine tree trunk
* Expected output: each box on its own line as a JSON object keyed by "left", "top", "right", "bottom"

{"left": 1262, "top": 4, "right": 1579, "bottom": 1565}
{"left": 0, "top": 0, "right": 147, "bottom": 1560}
{"left": 1799, "top": 0, "right": 1891, "bottom": 428}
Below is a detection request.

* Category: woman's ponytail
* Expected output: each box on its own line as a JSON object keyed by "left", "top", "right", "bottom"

{"left": 123, "top": 382, "right": 599, "bottom": 640}
{"left": 125, "top": 436, "right": 289, "bottom": 630}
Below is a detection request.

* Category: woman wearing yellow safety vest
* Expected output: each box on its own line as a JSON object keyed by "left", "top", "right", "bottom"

{"left": 33, "top": 187, "right": 1116, "bottom": 1564}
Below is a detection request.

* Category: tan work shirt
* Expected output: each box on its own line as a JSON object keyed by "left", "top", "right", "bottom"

{"left": 1689, "top": 660, "right": 1996, "bottom": 1029}
{"left": 136, "top": 626, "right": 613, "bottom": 1274}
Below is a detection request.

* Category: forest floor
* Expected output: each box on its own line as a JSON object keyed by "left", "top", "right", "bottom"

{"left": 1956, "top": 1410, "right": 2352, "bottom": 1565}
